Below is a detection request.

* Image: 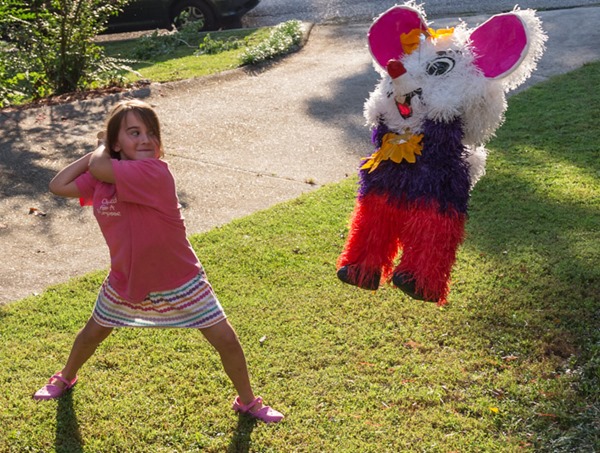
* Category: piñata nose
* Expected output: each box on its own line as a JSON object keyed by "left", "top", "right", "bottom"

{"left": 387, "top": 59, "right": 406, "bottom": 79}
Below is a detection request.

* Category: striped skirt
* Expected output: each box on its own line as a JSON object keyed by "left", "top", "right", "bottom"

{"left": 92, "top": 271, "right": 227, "bottom": 328}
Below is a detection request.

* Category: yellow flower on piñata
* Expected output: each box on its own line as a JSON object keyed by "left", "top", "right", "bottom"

{"left": 400, "top": 27, "right": 455, "bottom": 55}
{"left": 400, "top": 28, "right": 423, "bottom": 55}
{"left": 428, "top": 27, "right": 454, "bottom": 39}
{"left": 361, "top": 131, "right": 424, "bottom": 173}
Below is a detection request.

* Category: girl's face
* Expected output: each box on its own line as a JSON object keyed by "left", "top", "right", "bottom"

{"left": 113, "top": 111, "right": 161, "bottom": 161}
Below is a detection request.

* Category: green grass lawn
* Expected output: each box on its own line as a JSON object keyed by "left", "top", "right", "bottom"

{"left": 100, "top": 21, "right": 300, "bottom": 84}
{"left": 1, "top": 61, "right": 598, "bottom": 451}
{"left": 101, "top": 28, "right": 270, "bottom": 83}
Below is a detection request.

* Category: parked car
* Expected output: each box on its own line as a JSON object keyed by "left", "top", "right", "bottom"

{"left": 106, "top": 0, "right": 260, "bottom": 33}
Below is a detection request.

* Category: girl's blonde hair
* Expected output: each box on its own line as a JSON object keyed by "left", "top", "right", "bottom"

{"left": 104, "top": 99, "right": 165, "bottom": 159}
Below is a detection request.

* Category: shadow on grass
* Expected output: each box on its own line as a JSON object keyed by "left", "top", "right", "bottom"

{"left": 447, "top": 72, "right": 600, "bottom": 449}
{"left": 227, "top": 415, "right": 257, "bottom": 453}
{"left": 55, "top": 390, "right": 83, "bottom": 453}
{"left": 463, "top": 156, "right": 599, "bottom": 363}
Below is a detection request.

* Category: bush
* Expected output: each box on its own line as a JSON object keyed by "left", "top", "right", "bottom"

{"left": 131, "top": 20, "right": 210, "bottom": 60}
{"left": 241, "top": 20, "right": 303, "bottom": 65}
{"left": 196, "top": 34, "right": 242, "bottom": 55}
{"left": 0, "top": 0, "right": 131, "bottom": 107}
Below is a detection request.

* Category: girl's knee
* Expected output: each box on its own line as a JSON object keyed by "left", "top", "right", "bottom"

{"left": 202, "top": 321, "right": 242, "bottom": 352}
{"left": 79, "top": 318, "right": 112, "bottom": 344}
{"left": 221, "top": 332, "right": 242, "bottom": 353}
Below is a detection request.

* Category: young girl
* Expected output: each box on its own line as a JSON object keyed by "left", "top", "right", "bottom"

{"left": 33, "top": 99, "right": 283, "bottom": 423}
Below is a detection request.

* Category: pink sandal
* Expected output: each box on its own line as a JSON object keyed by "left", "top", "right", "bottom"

{"left": 33, "top": 373, "right": 78, "bottom": 400}
{"left": 232, "top": 396, "right": 284, "bottom": 423}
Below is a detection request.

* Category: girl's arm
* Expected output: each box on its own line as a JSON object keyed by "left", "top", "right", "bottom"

{"left": 88, "top": 144, "right": 116, "bottom": 184}
{"left": 49, "top": 152, "right": 93, "bottom": 198}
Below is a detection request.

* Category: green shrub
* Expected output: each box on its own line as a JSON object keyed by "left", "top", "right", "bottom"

{"left": 241, "top": 20, "right": 303, "bottom": 65}
{"left": 131, "top": 20, "right": 212, "bottom": 60}
{"left": 196, "top": 33, "right": 243, "bottom": 55}
{"left": 0, "top": 0, "right": 131, "bottom": 107}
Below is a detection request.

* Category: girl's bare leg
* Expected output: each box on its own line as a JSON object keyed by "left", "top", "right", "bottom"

{"left": 200, "top": 320, "right": 257, "bottom": 407}
{"left": 53, "top": 317, "right": 113, "bottom": 386}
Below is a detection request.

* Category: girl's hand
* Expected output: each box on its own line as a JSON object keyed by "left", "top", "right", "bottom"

{"left": 97, "top": 131, "right": 106, "bottom": 147}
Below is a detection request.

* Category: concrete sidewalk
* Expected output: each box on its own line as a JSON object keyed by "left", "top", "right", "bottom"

{"left": 1, "top": 7, "right": 599, "bottom": 305}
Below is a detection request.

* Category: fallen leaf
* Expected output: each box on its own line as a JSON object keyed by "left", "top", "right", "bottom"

{"left": 502, "top": 355, "right": 519, "bottom": 361}
{"left": 29, "top": 207, "right": 47, "bottom": 216}
{"left": 404, "top": 340, "right": 428, "bottom": 351}
{"left": 489, "top": 407, "right": 499, "bottom": 414}
{"left": 492, "top": 388, "right": 505, "bottom": 399}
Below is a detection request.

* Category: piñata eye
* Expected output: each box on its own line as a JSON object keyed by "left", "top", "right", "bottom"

{"left": 426, "top": 57, "right": 455, "bottom": 76}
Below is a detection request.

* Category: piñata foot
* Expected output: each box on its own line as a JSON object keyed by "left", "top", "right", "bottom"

{"left": 392, "top": 272, "right": 437, "bottom": 303}
{"left": 337, "top": 265, "right": 381, "bottom": 290}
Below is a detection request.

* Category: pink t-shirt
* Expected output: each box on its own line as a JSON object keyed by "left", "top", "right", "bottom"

{"left": 76, "top": 159, "right": 201, "bottom": 302}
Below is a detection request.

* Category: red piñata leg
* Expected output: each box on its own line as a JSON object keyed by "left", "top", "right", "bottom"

{"left": 338, "top": 193, "right": 405, "bottom": 286}
{"left": 395, "top": 202, "right": 466, "bottom": 304}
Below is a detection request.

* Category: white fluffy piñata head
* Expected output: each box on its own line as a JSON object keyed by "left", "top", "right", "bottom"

{"left": 365, "top": 2, "right": 547, "bottom": 148}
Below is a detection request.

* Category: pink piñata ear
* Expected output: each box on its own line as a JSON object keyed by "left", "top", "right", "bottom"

{"left": 470, "top": 13, "right": 529, "bottom": 79}
{"left": 368, "top": 6, "right": 428, "bottom": 69}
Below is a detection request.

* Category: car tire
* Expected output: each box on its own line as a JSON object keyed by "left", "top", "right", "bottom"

{"left": 220, "top": 15, "right": 243, "bottom": 29}
{"left": 171, "top": 0, "right": 216, "bottom": 31}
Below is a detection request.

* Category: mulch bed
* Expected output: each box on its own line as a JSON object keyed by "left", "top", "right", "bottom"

{"left": 1, "top": 80, "right": 151, "bottom": 113}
